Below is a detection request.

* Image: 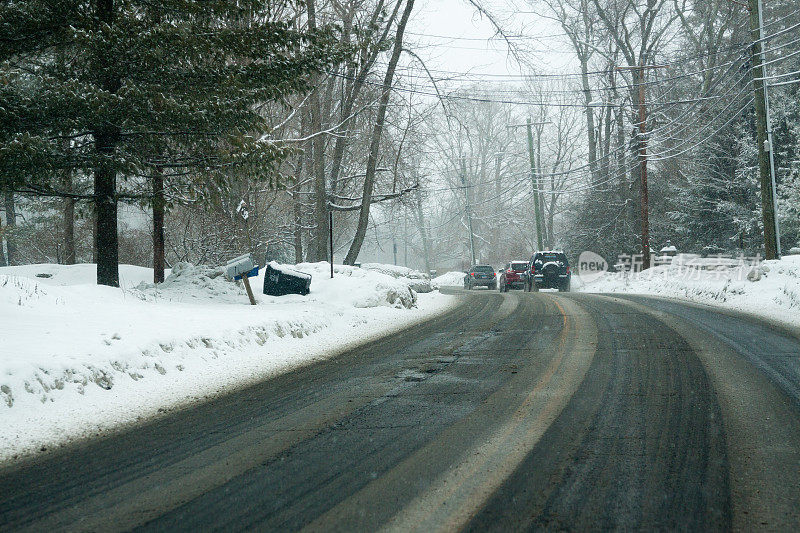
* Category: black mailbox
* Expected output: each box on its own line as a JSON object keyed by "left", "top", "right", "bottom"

{"left": 263, "top": 263, "right": 312, "bottom": 296}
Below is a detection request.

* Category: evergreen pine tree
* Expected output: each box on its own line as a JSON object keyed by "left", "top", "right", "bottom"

{"left": 0, "top": 0, "right": 344, "bottom": 285}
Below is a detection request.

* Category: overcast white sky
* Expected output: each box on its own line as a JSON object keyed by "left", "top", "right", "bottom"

{"left": 406, "top": 0, "right": 576, "bottom": 80}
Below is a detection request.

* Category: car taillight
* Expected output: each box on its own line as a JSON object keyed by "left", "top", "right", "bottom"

{"left": 471, "top": 272, "right": 475, "bottom": 276}
{"left": 566, "top": 266, "right": 571, "bottom": 274}
{"left": 493, "top": 272, "right": 496, "bottom": 277}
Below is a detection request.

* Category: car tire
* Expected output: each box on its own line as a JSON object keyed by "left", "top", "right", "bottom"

{"left": 533, "top": 282, "right": 539, "bottom": 292}
{"left": 489, "top": 282, "right": 497, "bottom": 290}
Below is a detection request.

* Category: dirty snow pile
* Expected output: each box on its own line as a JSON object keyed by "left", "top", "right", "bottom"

{"left": 134, "top": 262, "right": 244, "bottom": 303}
{"left": 431, "top": 270, "right": 467, "bottom": 289}
{"left": 0, "top": 261, "right": 455, "bottom": 461}
{"left": 359, "top": 263, "right": 432, "bottom": 293}
{"left": 577, "top": 253, "right": 800, "bottom": 327}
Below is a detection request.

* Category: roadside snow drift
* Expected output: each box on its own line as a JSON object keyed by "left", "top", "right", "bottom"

{"left": 578, "top": 253, "right": 800, "bottom": 328}
{"left": 431, "top": 271, "right": 467, "bottom": 289}
{"left": 0, "top": 261, "right": 454, "bottom": 462}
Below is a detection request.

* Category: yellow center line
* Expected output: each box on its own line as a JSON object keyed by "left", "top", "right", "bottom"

{"left": 378, "top": 295, "right": 596, "bottom": 533}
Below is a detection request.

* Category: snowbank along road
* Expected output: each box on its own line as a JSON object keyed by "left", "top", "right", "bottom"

{"left": 1, "top": 288, "right": 799, "bottom": 531}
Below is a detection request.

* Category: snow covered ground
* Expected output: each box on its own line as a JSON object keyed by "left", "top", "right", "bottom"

{"left": 431, "top": 270, "right": 467, "bottom": 289}
{"left": 0, "top": 262, "right": 455, "bottom": 462}
{"left": 577, "top": 253, "right": 800, "bottom": 329}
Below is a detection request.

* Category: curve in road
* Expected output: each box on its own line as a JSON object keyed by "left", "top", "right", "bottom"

{"left": 0, "top": 289, "right": 798, "bottom": 531}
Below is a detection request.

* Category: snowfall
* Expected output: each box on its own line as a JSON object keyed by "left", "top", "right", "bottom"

{"left": 0, "top": 261, "right": 455, "bottom": 463}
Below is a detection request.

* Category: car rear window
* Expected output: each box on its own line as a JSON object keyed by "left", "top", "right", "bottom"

{"left": 510, "top": 263, "right": 528, "bottom": 271}
{"left": 536, "top": 253, "right": 568, "bottom": 264}
{"left": 474, "top": 266, "right": 493, "bottom": 273}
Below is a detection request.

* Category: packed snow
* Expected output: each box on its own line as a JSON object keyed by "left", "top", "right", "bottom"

{"left": 0, "top": 261, "right": 455, "bottom": 462}
{"left": 359, "top": 263, "right": 433, "bottom": 293}
{"left": 431, "top": 270, "right": 467, "bottom": 289}
{"left": 577, "top": 253, "right": 800, "bottom": 328}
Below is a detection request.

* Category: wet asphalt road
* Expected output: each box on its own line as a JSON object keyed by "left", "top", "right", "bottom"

{"left": 1, "top": 289, "right": 799, "bottom": 531}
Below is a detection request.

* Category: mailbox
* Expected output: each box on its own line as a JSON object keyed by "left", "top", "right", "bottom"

{"left": 225, "top": 253, "right": 259, "bottom": 305}
{"left": 225, "top": 253, "right": 257, "bottom": 280}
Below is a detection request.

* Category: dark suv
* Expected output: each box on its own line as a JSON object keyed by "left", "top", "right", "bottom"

{"left": 525, "top": 251, "right": 571, "bottom": 292}
{"left": 464, "top": 265, "right": 497, "bottom": 290}
{"left": 499, "top": 261, "right": 528, "bottom": 291}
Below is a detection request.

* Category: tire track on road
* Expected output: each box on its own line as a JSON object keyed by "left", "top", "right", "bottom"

{"left": 466, "top": 294, "right": 731, "bottom": 531}
{"left": 611, "top": 295, "right": 800, "bottom": 531}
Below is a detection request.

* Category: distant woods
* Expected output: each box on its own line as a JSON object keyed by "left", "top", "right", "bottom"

{"left": 2, "top": 0, "right": 799, "bottom": 279}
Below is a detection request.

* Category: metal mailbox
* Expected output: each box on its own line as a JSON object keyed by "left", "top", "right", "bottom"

{"left": 225, "top": 254, "right": 257, "bottom": 280}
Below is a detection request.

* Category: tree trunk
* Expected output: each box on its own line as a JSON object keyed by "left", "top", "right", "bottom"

{"left": 63, "top": 173, "right": 76, "bottom": 265}
{"left": 325, "top": 1, "right": 398, "bottom": 210}
{"left": 294, "top": 107, "right": 310, "bottom": 263}
{"left": 0, "top": 208, "right": 6, "bottom": 267}
{"left": 309, "top": 112, "right": 327, "bottom": 262}
{"left": 414, "top": 188, "right": 432, "bottom": 274}
{"left": 293, "top": 189, "right": 304, "bottom": 264}
{"left": 292, "top": 152, "right": 305, "bottom": 264}
{"left": 92, "top": 205, "right": 98, "bottom": 264}
{"left": 94, "top": 0, "right": 120, "bottom": 286}
{"left": 344, "top": 0, "right": 415, "bottom": 265}
{"left": 152, "top": 167, "right": 165, "bottom": 283}
{"left": 3, "top": 190, "right": 17, "bottom": 265}
{"left": 305, "top": 0, "right": 329, "bottom": 263}
{"left": 95, "top": 128, "right": 119, "bottom": 286}
{"left": 493, "top": 153, "right": 502, "bottom": 258}
{"left": 580, "top": 56, "right": 599, "bottom": 184}
{"left": 548, "top": 174, "right": 556, "bottom": 247}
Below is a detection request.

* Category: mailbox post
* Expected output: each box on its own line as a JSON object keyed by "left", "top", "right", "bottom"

{"left": 225, "top": 253, "right": 258, "bottom": 305}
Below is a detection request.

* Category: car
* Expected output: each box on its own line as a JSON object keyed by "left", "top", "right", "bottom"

{"left": 464, "top": 265, "right": 497, "bottom": 290}
{"left": 499, "top": 261, "right": 529, "bottom": 292}
{"left": 525, "top": 251, "right": 571, "bottom": 292}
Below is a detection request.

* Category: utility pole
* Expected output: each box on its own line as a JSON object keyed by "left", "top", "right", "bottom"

{"left": 509, "top": 120, "right": 550, "bottom": 251}
{"left": 534, "top": 122, "right": 548, "bottom": 248}
{"left": 515, "top": 119, "right": 551, "bottom": 251}
{"left": 748, "top": 0, "right": 781, "bottom": 258}
{"left": 460, "top": 155, "right": 477, "bottom": 265}
{"left": 526, "top": 119, "right": 544, "bottom": 251}
{"left": 617, "top": 64, "right": 665, "bottom": 270}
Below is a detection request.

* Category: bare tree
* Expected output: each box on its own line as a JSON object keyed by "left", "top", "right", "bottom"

{"left": 344, "top": 0, "right": 416, "bottom": 264}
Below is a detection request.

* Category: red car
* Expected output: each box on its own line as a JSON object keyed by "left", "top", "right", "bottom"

{"left": 498, "top": 261, "right": 529, "bottom": 292}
